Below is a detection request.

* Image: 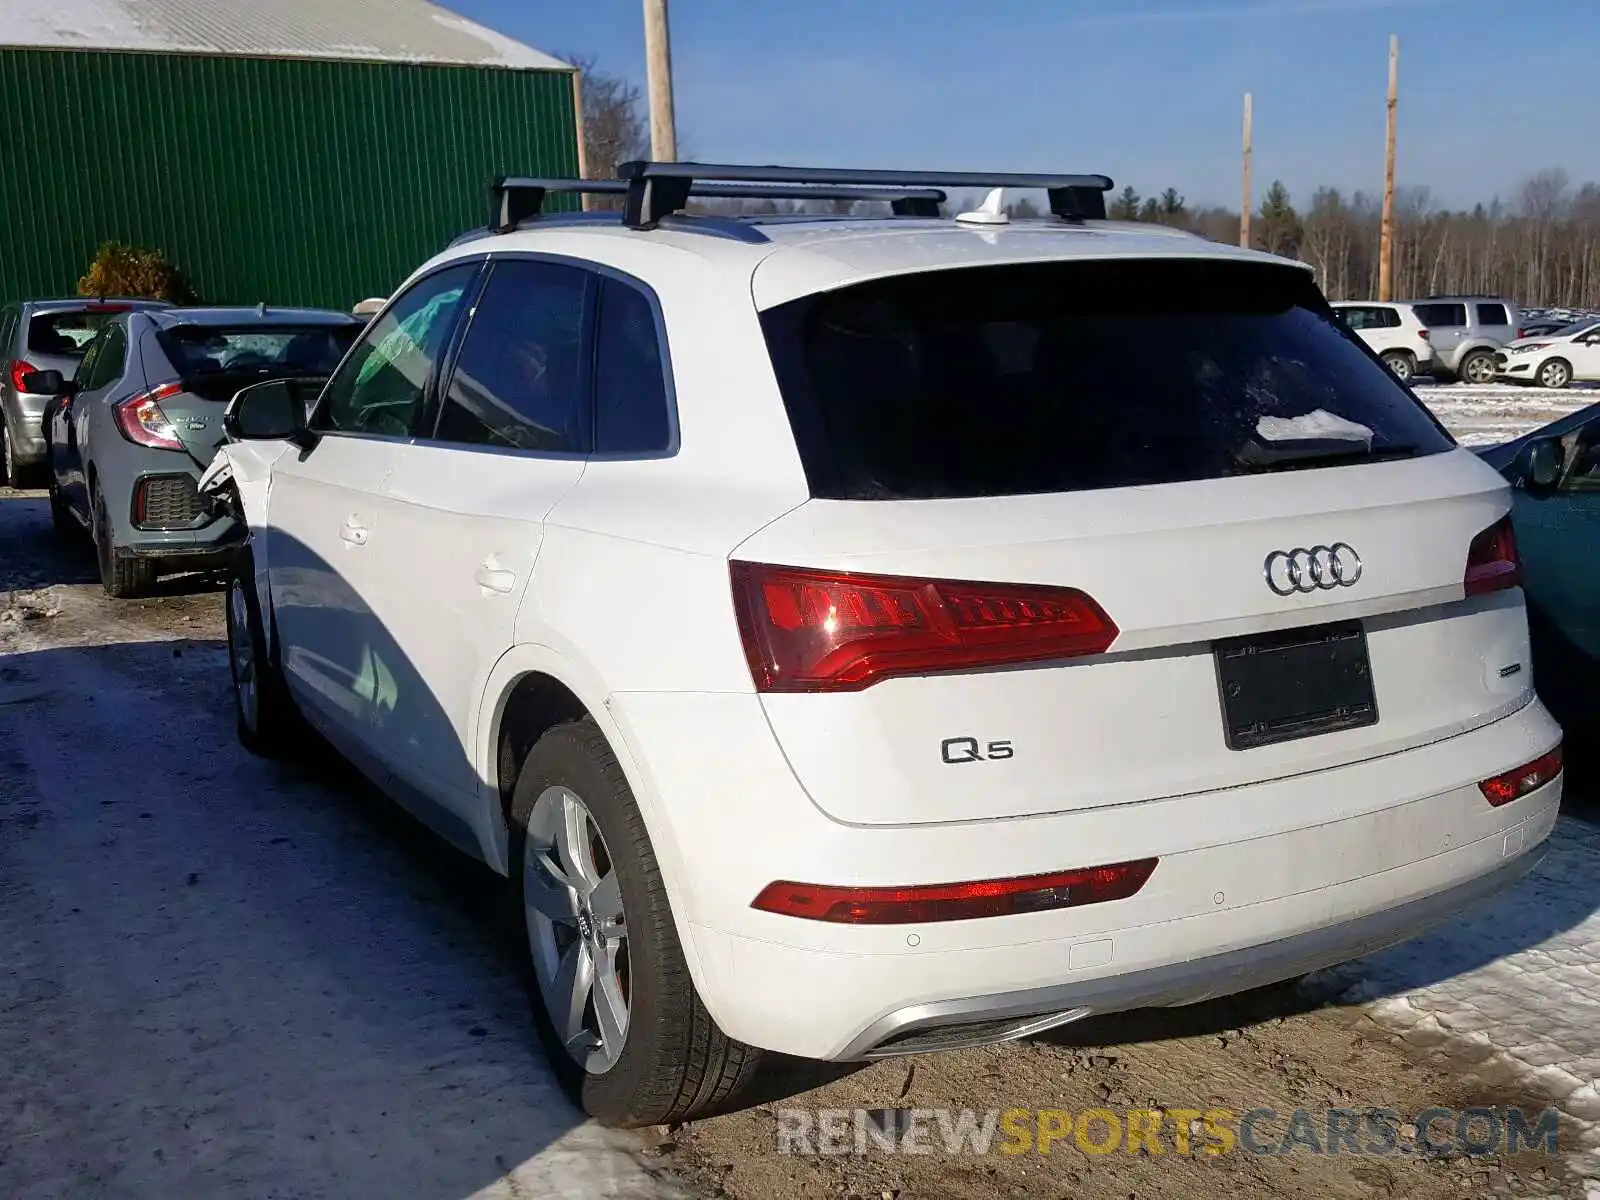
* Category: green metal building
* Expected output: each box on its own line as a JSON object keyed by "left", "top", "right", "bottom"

{"left": 0, "top": 0, "right": 581, "bottom": 308}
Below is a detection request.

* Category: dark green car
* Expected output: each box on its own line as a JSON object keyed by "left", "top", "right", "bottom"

{"left": 1478, "top": 401, "right": 1600, "bottom": 773}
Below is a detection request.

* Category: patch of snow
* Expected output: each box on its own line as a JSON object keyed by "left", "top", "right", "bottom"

{"left": 430, "top": 12, "right": 569, "bottom": 70}
{"left": 0, "top": 0, "right": 569, "bottom": 71}
{"left": 1412, "top": 380, "right": 1598, "bottom": 446}
{"left": 1320, "top": 817, "right": 1600, "bottom": 1186}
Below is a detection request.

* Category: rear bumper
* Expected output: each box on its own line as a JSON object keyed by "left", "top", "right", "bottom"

{"left": 3, "top": 408, "right": 46, "bottom": 464}
{"left": 610, "top": 689, "right": 1563, "bottom": 1061}
{"left": 838, "top": 841, "right": 1545, "bottom": 1059}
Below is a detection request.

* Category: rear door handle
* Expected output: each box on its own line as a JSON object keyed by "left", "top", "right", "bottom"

{"left": 475, "top": 559, "right": 517, "bottom": 594}
{"left": 339, "top": 518, "right": 369, "bottom": 546}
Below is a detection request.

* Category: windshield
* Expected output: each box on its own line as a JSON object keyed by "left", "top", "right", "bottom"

{"left": 157, "top": 324, "right": 358, "bottom": 378}
{"left": 27, "top": 309, "right": 129, "bottom": 358}
{"left": 760, "top": 259, "right": 1455, "bottom": 500}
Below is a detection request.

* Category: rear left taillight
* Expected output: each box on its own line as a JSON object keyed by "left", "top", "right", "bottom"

{"left": 1418, "top": 329, "right": 1431, "bottom": 341}
{"left": 8, "top": 359, "right": 38, "bottom": 391}
{"left": 113, "top": 383, "right": 185, "bottom": 451}
{"left": 1479, "top": 747, "right": 1562, "bottom": 806}
{"left": 1464, "top": 514, "right": 1521, "bottom": 597}
{"left": 730, "top": 562, "right": 1119, "bottom": 692}
{"left": 752, "top": 858, "right": 1159, "bottom": 924}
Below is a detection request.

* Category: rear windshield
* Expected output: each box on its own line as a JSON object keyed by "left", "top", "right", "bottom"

{"left": 157, "top": 324, "right": 357, "bottom": 379}
{"left": 760, "top": 260, "right": 1454, "bottom": 500}
{"left": 27, "top": 309, "right": 128, "bottom": 357}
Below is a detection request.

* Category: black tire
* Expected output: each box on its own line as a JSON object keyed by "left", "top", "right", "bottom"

{"left": 1459, "top": 349, "right": 1498, "bottom": 385}
{"left": 509, "top": 717, "right": 763, "bottom": 1127}
{"left": 92, "top": 481, "right": 156, "bottom": 598}
{"left": 1537, "top": 358, "right": 1572, "bottom": 389}
{"left": 225, "top": 544, "right": 299, "bottom": 757}
{"left": 1379, "top": 351, "right": 1415, "bottom": 383}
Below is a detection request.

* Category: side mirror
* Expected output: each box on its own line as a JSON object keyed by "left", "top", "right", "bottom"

{"left": 1511, "top": 436, "right": 1563, "bottom": 497}
{"left": 223, "top": 377, "right": 321, "bottom": 447}
{"left": 20, "top": 369, "right": 70, "bottom": 396}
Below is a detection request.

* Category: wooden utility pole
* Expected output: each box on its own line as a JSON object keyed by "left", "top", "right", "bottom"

{"left": 1240, "top": 93, "right": 1253, "bottom": 248}
{"left": 643, "top": 0, "right": 678, "bottom": 161}
{"left": 1378, "top": 35, "right": 1399, "bottom": 300}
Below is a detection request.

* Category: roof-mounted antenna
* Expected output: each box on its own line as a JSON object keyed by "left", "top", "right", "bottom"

{"left": 956, "top": 188, "right": 1010, "bottom": 226}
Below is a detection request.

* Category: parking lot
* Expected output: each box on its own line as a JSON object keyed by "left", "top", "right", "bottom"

{"left": 0, "top": 384, "right": 1596, "bottom": 1200}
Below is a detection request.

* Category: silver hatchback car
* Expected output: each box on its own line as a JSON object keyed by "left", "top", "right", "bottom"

{"left": 1, "top": 298, "right": 173, "bottom": 486}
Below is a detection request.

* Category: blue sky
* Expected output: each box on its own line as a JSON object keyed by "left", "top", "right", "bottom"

{"left": 452, "top": 0, "right": 1598, "bottom": 211}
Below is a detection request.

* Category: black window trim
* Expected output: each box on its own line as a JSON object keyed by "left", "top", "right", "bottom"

{"left": 305, "top": 256, "right": 489, "bottom": 445}
{"left": 425, "top": 250, "right": 682, "bottom": 463}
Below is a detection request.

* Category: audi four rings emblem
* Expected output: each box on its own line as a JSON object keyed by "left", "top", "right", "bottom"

{"left": 1264, "top": 544, "right": 1363, "bottom": 595}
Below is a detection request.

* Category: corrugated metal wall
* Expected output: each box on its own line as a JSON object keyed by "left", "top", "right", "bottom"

{"left": 0, "top": 47, "right": 578, "bottom": 308}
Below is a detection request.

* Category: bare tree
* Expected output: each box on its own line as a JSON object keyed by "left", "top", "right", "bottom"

{"left": 563, "top": 54, "right": 649, "bottom": 190}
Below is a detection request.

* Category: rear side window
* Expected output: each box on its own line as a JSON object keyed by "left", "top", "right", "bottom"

{"left": 27, "top": 309, "right": 126, "bottom": 357}
{"left": 1413, "top": 303, "right": 1467, "bottom": 328}
{"left": 594, "top": 277, "right": 671, "bottom": 454}
{"left": 1476, "top": 303, "right": 1510, "bottom": 326}
{"left": 760, "top": 260, "right": 1454, "bottom": 500}
{"left": 1376, "top": 306, "right": 1402, "bottom": 328}
{"left": 435, "top": 260, "right": 592, "bottom": 453}
{"left": 81, "top": 323, "right": 128, "bottom": 391}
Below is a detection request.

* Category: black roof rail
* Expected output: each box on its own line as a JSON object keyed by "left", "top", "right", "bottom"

{"left": 615, "top": 161, "right": 1114, "bottom": 228}
{"left": 488, "top": 175, "right": 950, "bottom": 233}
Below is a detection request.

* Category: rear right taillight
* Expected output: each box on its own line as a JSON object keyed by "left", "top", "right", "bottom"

{"left": 8, "top": 359, "right": 38, "bottom": 391}
{"left": 113, "top": 382, "right": 185, "bottom": 451}
{"left": 1464, "top": 514, "right": 1521, "bottom": 597}
{"left": 730, "top": 562, "right": 1118, "bottom": 692}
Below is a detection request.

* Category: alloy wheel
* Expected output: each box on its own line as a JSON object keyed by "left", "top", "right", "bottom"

{"left": 523, "top": 785, "right": 630, "bottom": 1074}
{"left": 1540, "top": 362, "right": 1570, "bottom": 388}
{"left": 1464, "top": 354, "right": 1497, "bottom": 383}
{"left": 2, "top": 425, "right": 13, "bottom": 486}
{"left": 227, "top": 578, "right": 259, "bottom": 732}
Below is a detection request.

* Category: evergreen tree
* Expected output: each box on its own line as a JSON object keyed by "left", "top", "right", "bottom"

{"left": 1110, "top": 185, "right": 1142, "bottom": 221}
{"left": 1259, "top": 180, "right": 1303, "bottom": 257}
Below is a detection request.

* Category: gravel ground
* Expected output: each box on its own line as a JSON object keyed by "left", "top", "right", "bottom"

{"left": 1, "top": 390, "right": 1595, "bottom": 1200}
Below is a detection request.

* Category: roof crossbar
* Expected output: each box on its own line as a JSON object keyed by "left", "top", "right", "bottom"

{"left": 615, "top": 161, "right": 1115, "bottom": 227}
{"left": 489, "top": 176, "right": 948, "bottom": 232}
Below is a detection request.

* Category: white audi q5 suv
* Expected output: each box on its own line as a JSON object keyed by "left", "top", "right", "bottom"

{"left": 207, "top": 163, "right": 1563, "bottom": 1127}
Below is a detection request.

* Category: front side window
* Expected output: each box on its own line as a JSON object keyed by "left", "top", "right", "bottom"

{"left": 434, "top": 259, "right": 591, "bottom": 452}
{"left": 761, "top": 259, "right": 1454, "bottom": 500}
{"left": 1337, "top": 307, "right": 1370, "bottom": 331}
{"left": 315, "top": 264, "right": 478, "bottom": 437}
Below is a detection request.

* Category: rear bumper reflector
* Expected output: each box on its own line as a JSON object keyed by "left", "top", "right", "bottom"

{"left": 752, "top": 858, "right": 1158, "bottom": 924}
{"left": 1479, "top": 746, "right": 1562, "bottom": 806}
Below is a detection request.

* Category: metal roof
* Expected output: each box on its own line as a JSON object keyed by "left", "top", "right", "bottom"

{"left": 0, "top": 0, "right": 570, "bottom": 70}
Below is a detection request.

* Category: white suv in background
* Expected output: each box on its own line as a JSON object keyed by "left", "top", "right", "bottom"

{"left": 206, "top": 163, "right": 1563, "bottom": 1128}
{"left": 1332, "top": 301, "right": 1435, "bottom": 382}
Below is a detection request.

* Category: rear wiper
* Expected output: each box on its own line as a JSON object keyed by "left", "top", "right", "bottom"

{"left": 1233, "top": 437, "right": 1418, "bottom": 471}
